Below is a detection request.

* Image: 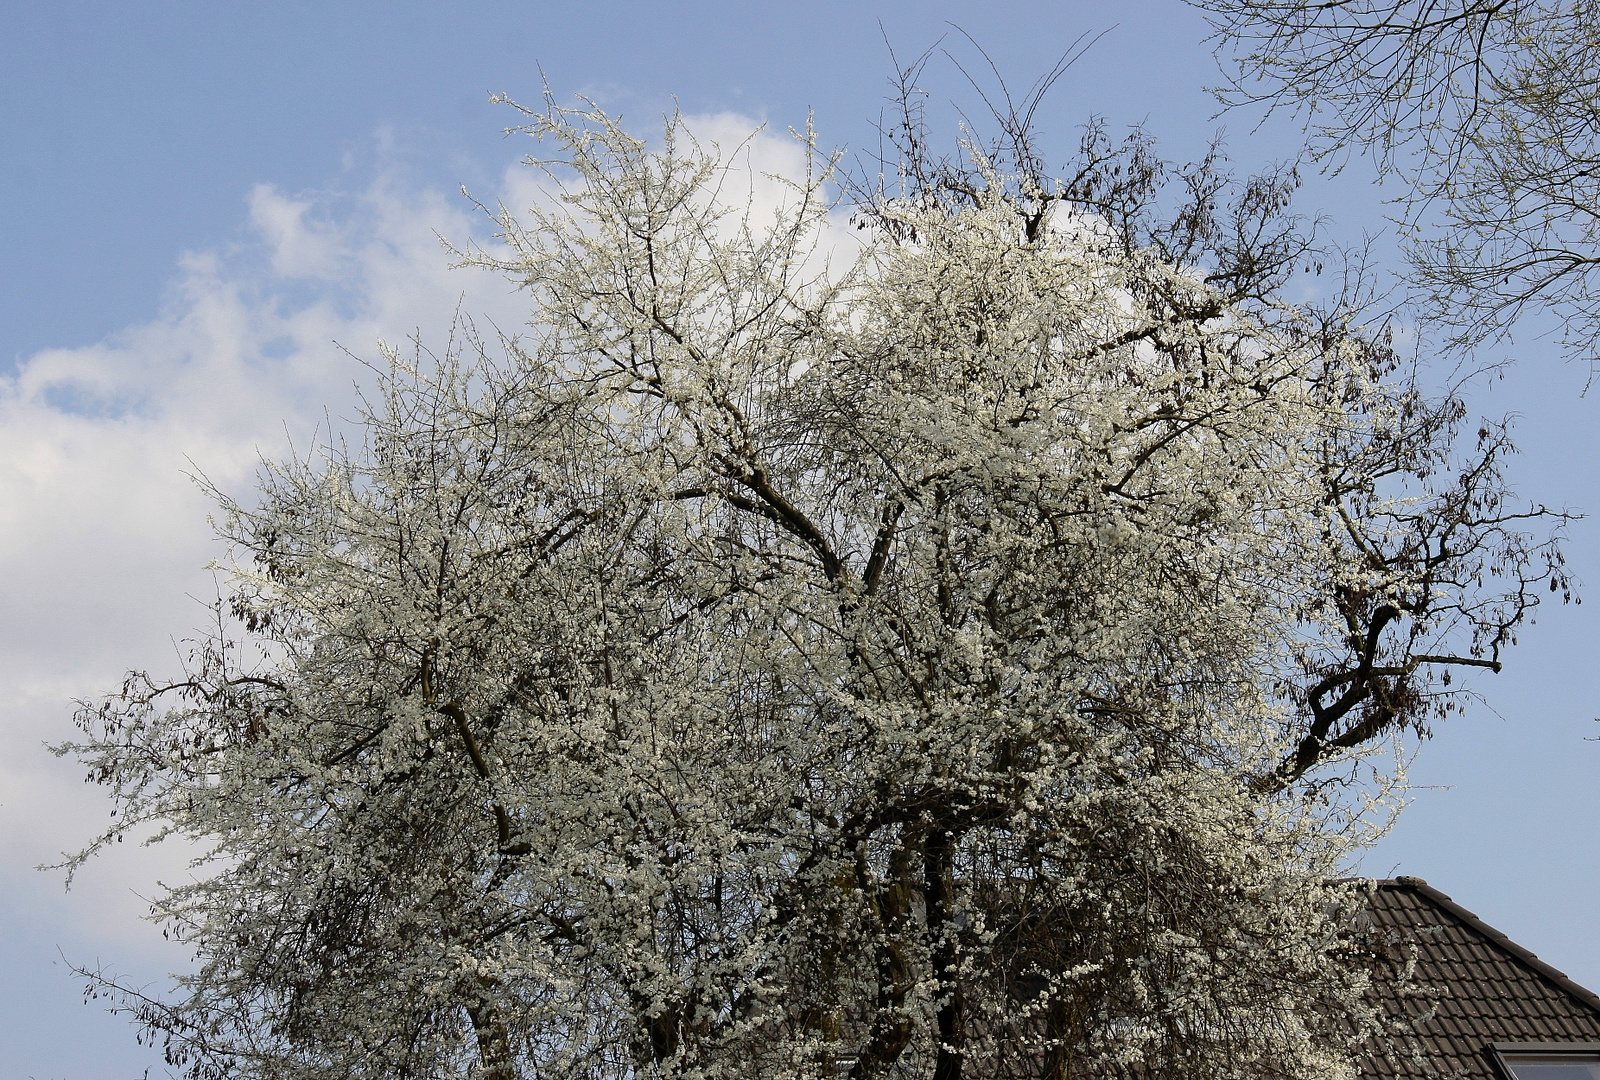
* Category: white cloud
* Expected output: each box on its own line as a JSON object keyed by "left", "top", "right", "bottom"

{"left": 249, "top": 185, "right": 351, "bottom": 281}
{"left": 0, "top": 163, "right": 515, "bottom": 953}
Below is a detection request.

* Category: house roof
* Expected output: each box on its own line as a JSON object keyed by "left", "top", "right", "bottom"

{"left": 1363, "top": 876, "right": 1600, "bottom": 1080}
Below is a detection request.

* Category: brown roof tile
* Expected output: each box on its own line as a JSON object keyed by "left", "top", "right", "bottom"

{"left": 1361, "top": 877, "right": 1600, "bottom": 1080}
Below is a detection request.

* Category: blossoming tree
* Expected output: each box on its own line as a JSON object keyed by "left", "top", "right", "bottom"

{"left": 62, "top": 96, "right": 1568, "bottom": 1080}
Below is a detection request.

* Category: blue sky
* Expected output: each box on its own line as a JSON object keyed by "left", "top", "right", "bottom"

{"left": 3, "top": 3, "right": 1596, "bottom": 1076}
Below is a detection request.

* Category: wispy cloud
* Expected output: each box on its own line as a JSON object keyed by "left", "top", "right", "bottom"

{"left": 0, "top": 162, "right": 511, "bottom": 949}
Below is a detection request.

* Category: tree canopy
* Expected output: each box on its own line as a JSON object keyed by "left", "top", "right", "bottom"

{"left": 1197, "top": 0, "right": 1600, "bottom": 368}
{"left": 61, "top": 94, "right": 1569, "bottom": 1080}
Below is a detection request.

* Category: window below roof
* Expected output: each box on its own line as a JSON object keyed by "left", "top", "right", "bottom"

{"left": 1500, "top": 1054, "right": 1600, "bottom": 1080}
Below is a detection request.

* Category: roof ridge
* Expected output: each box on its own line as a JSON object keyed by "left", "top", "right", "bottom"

{"left": 1377, "top": 876, "right": 1600, "bottom": 1016}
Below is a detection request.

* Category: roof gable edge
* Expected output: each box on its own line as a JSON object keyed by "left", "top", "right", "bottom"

{"left": 1390, "top": 876, "right": 1600, "bottom": 1017}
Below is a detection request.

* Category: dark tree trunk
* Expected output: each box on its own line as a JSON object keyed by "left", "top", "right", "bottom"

{"left": 466, "top": 979, "right": 515, "bottom": 1080}
{"left": 926, "top": 828, "right": 965, "bottom": 1080}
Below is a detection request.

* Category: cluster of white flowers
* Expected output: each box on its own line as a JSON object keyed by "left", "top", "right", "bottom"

{"left": 61, "top": 101, "right": 1566, "bottom": 1080}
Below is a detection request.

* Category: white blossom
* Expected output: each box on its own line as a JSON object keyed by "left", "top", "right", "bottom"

{"left": 60, "top": 99, "right": 1568, "bottom": 1080}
